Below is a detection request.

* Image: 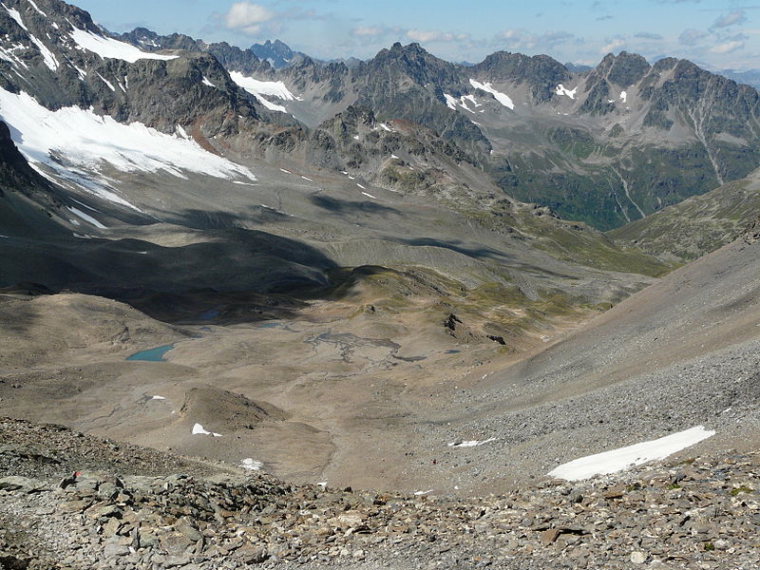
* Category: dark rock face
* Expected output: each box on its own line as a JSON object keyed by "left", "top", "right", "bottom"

{"left": 251, "top": 39, "right": 298, "bottom": 69}
{"left": 472, "top": 51, "right": 570, "bottom": 102}
{"left": 0, "top": 0, "right": 264, "bottom": 137}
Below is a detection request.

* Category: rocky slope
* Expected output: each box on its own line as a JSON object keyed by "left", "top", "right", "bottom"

{"left": 1, "top": 417, "right": 759, "bottom": 570}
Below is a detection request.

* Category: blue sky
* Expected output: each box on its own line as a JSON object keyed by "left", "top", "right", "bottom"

{"left": 73, "top": 0, "right": 759, "bottom": 70}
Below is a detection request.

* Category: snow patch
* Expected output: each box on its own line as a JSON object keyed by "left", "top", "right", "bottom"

{"left": 379, "top": 123, "right": 393, "bottom": 132}
{"left": 4, "top": 5, "right": 27, "bottom": 31}
{"left": 229, "top": 73, "right": 297, "bottom": 100}
{"left": 192, "top": 423, "right": 222, "bottom": 437}
{"left": 67, "top": 206, "right": 106, "bottom": 229}
{"left": 280, "top": 168, "right": 291, "bottom": 174}
{"left": 241, "top": 458, "right": 263, "bottom": 471}
{"left": 448, "top": 437, "right": 497, "bottom": 448}
{"left": 356, "top": 183, "right": 366, "bottom": 189}
{"left": 150, "top": 395, "right": 166, "bottom": 400}
{"left": 0, "top": 43, "right": 29, "bottom": 69}
{"left": 414, "top": 490, "right": 433, "bottom": 496}
{"left": 29, "top": 34, "right": 59, "bottom": 71}
{"left": 444, "top": 93, "right": 480, "bottom": 113}
{"left": 301, "top": 175, "right": 312, "bottom": 181}
{"left": 27, "top": 0, "right": 47, "bottom": 17}
{"left": 229, "top": 72, "right": 297, "bottom": 113}
{"left": 73, "top": 64, "right": 87, "bottom": 79}
{"left": 95, "top": 72, "right": 115, "bottom": 92}
{"left": 555, "top": 84, "right": 577, "bottom": 99}
{"left": 0, "top": 89, "right": 255, "bottom": 188}
{"left": 70, "top": 28, "right": 178, "bottom": 63}
{"left": 620, "top": 90, "right": 628, "bottom": 104}
{"left": 460, "top": 94, "right": 479, "bottom": 113}
{"left": 548, "top": 426, "right": 716, "bottom": 481}
{"left": 361, "top": 191, "right": 376, "bottom": 199}
{"left": 202, "top": 76, "right": 215, "bottom": 88}
{"left": 469, "top": 78, "right": 514, "bottom": 110}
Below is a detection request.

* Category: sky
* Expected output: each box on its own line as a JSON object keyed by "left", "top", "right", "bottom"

{"left": 72, "top": 0, "right": 760, "bottom": 71}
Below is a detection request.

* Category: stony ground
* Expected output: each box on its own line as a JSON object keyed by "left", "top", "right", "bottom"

{"left": 1, "top": 418, "right": 759, "bottom": 570}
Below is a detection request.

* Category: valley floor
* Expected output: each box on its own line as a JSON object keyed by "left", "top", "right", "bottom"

{"left": 1, "top": 239, "right": 759, "bottom": 497}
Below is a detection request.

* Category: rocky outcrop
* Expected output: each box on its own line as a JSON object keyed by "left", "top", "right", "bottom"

{"left": 1, "top": 417, "right": 758, "bottom": 569}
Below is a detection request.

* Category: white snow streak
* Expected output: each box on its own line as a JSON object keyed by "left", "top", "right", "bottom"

{"left": 192, "top": 423, "right": 223, "bottom": 437}
{"left": 229, "top": 72, "right": 297, "bottom": 113}
{"left": 4, "top": 6, "right": 27, "bottom": 31}
{"left": 95, "top": 72, "right": 115, "bottom": 91}
{"left": 29, "top": 34, "right": 59, "bottom": 71}
{"left": 202, "top": 76, "right": 215, "bottom": 88}
{"left": 555, "top": 84, "right": 577, "bottom": 99}
{"left": 150, "top": 395, "right": 167, "bottom": 400}
{"left": 27, "top": 0, "right": 47, "bottom": 17}
{"left": 0, "top": 43, "right": 29, "bottom": 69}
{"left": 448, "top": 437, "right": 497, "bottom": 448}
{"left": 444, "top": 93, "right": 480, "bottom": 113}
{"left": 469, "top": 79, "right": 514, "bottom": 110}
{"left": 0, "top": 89, "right": 256, "bottom": 187}
{"left": 548, "top": 426, "right": 716, "bottom": 481}
{"left": 67, "top": 206, "right": 106, "bottom": 229}
{"left": 241, "top": 458, "right": 263, "bottom": 471}
{"left": 460, "top": 94, "right": 479, "bottom": 113}
{"left": 70, "top": 28, "right": 178, "bottom": 63}
{"left": 361, "top": 191, "right": 376, "bottom": 199}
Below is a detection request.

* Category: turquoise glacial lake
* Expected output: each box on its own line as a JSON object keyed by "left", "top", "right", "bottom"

{"left": 126, "top": 344, "right": 175, "bottom": 362}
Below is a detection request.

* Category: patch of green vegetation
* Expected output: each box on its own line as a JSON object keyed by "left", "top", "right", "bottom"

{"left": 608, "top": 124, "right": 624, "bottom": 138}
{"left": 730, "top": 485, "right": 754, "bottom": 496}
{"left": 514, "top": 208, "right": 672, "bottom": 277}
{"left": 549, "top": 127, "right": 599, "bottom": 160}
{"left": 608, "top": 176, "right": 760, "bottom": 262}
{"left": 704, "top": 542, "right": 715, "bottom": 552}
{"left": 380, "top": 166, "right": 430, "bottom": 192}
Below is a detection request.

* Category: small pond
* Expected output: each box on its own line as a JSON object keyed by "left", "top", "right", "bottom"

{"left": 126, "top": 344, "right": 175, "bottom": 362}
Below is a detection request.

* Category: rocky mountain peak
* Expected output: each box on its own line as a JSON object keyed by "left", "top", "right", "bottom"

{"left": 250, "top": 39, "right": 296, "bottom": 69}
{"left": 598, "top": 51, "right": 651, "bottom": 87}
{"left": 369, "top": 42, "right": 461, "bottom": 87}
{"left": 472, "top": 51, "right": 570, "bottom": 102}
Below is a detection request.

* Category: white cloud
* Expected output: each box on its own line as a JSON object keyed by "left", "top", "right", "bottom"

{"left": 497, "top": 29, "right": 576, "bottom": 51}
{"left": 225, "top": 2, "right": 275, "bottom": 35}
{"left": 406, "top": 29, "right": 467, "bottom": 43}
{"left": 712, "top": 10, "right": 746, "bottom": 29}
{"left": 710, "top": 40, "right": 745, "bottom": 54}
{"left": 679, "top": 28, "right": 709, "bottom": 46}
{"left": 352, "top": 26, "right": 385, "bottom": 37}
{"left": 601, "top": 38, "right": 625, "bottom": 53}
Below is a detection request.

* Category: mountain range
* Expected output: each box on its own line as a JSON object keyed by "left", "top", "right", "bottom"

{"left": 1, "top": 4, "right": 759, "bottom": 564}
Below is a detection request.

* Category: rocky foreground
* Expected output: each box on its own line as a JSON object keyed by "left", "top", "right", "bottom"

{"left": 0, "top": 418, "right": 758, "bottom": 570}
